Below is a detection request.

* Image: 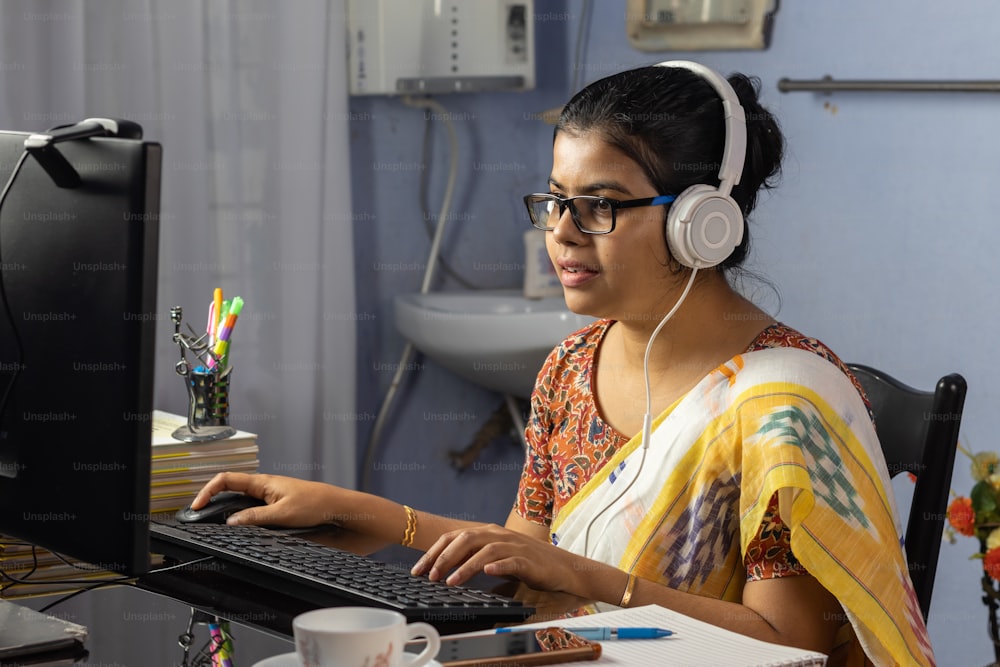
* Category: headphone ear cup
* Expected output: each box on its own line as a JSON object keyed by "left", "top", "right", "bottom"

{"left": 665, "top": 184, "right": 744, "bottom": 269}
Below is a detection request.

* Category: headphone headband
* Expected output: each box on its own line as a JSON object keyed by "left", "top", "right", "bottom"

{"left": 655, "top": 60, "right": 746, "bottom": 197}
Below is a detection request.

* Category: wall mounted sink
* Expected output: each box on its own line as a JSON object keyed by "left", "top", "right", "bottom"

{"left": 394, "top": 289, "right": 595, "bottom": 399}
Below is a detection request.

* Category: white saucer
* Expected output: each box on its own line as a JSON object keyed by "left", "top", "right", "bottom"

{"left": 250, "top": 653, "right": 298, "bottom": 667}
{"left": 251, "top": 654, "right": 443, "bottom": 667}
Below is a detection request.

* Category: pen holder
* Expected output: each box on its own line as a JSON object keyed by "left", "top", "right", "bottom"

{"left": 172, "top": 367, "right": 237, "bottom": 443}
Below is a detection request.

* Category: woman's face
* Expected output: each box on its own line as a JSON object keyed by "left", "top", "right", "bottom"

{"left": 545, "top": 130, "right": 678, "bottom": 323}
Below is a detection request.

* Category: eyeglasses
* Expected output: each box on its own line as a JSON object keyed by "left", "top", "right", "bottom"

{"left": 523, "top": 193, "right": 676, "bottom": 235}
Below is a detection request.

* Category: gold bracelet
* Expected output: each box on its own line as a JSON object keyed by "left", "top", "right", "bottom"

{"left": 401, "top": 505, "right": 417, "bottom": 547}
{"left": 619, "top": 572, "right": 637, "bottom": 608}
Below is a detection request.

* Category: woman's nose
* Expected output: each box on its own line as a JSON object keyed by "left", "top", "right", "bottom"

{"left": 550, "top": 203, "right": 584, "bottom": 245}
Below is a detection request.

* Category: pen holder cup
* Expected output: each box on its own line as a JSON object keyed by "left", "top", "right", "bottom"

{"left": 172, "top": 368, "right": 237, "bottom": 443}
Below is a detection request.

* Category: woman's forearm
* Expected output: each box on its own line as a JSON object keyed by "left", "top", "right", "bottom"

{"left": 328, "top": 488, "right": 483, "bottom": 550}
{"left": 566, "top": 556, "right": 839, "bottom": 654}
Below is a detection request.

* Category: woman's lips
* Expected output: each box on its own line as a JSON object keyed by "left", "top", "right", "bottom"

{"left": 558, "top": 260, "right": 600, "bottom": 287}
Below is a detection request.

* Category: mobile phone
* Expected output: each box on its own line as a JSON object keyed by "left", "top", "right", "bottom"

{"left": 407, "top": 627, "right": 601, "bottom": 666}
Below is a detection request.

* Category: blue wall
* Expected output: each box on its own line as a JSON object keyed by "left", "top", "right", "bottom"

{"left": 348, "top": 12, "right": 570, "bottom": 521}
{"left": 350, "top": 1, "right": 997, "bottom": 662}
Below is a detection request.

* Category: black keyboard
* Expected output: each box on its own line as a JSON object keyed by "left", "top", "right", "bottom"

{"left": 149, "top": 522, "right": 533, "bottom": 631}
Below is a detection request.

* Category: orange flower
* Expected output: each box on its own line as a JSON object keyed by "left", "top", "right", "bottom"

{"left": 948, "top": 497, "right": 976, "bottom": 537}
{"left": 985, "top": 548, "right": 1000, "bottom": 582}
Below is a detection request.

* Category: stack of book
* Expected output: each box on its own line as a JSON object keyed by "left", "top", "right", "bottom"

{"left": 149, "top": 410, "right": 259, "bottom": 513}
{"left": 0, "top": 543, "right": 127, "bottom": 599}
{"left": 0, "top": 411, "right": 259, "bottom": 600}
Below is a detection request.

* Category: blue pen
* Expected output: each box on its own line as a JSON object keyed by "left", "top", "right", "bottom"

{"left": 570, "top": 627, "right": 673, "bottom": 640}
{"left": 496, "top": 627, "right": 673, "bottom": 640}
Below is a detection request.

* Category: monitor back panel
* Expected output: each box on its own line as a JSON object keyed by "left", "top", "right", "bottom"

{"left": 0, "top": 131, "right": 161, "bottom": 575}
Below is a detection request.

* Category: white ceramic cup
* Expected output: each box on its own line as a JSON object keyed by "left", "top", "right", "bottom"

{"left": 293, "top": 607, "right": 440, "bottom": 667}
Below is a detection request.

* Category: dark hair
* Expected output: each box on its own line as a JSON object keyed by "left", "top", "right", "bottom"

{"left": 555, "top": 65, "right": 784, "bottom": 272}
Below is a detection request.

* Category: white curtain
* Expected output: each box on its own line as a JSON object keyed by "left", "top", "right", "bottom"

{"left": 0, "top": 0, "right": 355, "bottom": 657}
{"left": 0, "top": 0, "right": 356, "bottom": 488}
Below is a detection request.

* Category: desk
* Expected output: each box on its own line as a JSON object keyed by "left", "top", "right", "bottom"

{"left": 13, "top": 526, "right": 530, "bottom": 666}
{"left": 15, "top": 585, "right": 294, "bottom": 666}
{"left": 12, "top": 539, "right": 830, "bottom": 667}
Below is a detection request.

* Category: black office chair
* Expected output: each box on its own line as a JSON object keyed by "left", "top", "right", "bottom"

{"left": 847, "top": 363, "right": 967, "bottom": 622}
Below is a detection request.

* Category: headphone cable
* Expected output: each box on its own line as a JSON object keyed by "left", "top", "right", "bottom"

{"left": 581, "top": 267, "right": 698, "bottom": 559}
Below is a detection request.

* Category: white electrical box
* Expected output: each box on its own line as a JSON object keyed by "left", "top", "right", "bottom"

{"left": 347, "top": 0, "right": 535, "bottom": 96}
{"left": 625, "top": 0, "right": 778, "bottom": 51}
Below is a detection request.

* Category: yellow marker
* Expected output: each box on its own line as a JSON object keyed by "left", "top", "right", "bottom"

{"left": 213, "top": 288, "right": 223, "bottom": 333}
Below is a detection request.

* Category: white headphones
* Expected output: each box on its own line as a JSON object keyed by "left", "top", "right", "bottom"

{"left": 658, "top": 60, "right": 748, "bottom": 269}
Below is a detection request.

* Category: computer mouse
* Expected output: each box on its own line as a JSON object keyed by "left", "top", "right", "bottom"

{"left": 175, "top": 491, "right": 267, "bottom": 524}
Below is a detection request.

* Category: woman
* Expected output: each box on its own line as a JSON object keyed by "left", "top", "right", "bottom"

{"left": 192, "top": 61, "right": 932, "bottom": 666}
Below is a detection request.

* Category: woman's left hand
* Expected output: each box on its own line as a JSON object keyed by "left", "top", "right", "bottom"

{"left": 411, "top": 523, "right": 584, "bottom": 593}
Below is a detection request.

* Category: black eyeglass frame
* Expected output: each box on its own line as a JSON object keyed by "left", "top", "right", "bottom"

{"left": 522, "top": 193, "right": 677, "bottom": 235}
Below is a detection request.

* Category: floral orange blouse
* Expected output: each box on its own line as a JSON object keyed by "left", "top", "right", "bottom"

{"left": 515, "top": 320, "right": 868, "bottom": 582}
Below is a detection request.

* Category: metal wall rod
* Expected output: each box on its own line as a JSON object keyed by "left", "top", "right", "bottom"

{"left": 777, "top": 77, "right": 1000, "bottom": 93}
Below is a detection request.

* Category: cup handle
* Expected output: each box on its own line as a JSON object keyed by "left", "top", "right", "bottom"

{"left": 405, "top": 622, "right": 440, "bottom": 667}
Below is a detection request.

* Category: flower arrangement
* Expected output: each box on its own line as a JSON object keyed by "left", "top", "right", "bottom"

{"left": 946, "top": 447, "right": 1000, "bottom": 577}
{"left": 946, "top": 445, "right": 1000, "bottom": 660}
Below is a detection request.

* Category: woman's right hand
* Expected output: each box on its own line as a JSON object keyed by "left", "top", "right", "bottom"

{"left": 190, "top": 472, "right": 343, "bottom": 528}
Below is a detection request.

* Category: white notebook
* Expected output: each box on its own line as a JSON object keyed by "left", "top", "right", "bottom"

{"left": 464, "top": 604, "right": 827, "bottom": 667}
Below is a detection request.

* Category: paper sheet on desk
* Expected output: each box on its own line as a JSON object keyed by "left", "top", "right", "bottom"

{"left": 452, "top": 604, "right": 827, "bottom": 666}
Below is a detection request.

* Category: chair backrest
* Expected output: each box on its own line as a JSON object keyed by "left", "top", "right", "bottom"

{"left": 847, "top": 363, "right": 967, "bottom": 622}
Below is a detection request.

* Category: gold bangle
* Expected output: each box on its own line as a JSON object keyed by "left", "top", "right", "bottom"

{"left": 401, "top": 505, "right": 417, "bottom": 547}
{"left": 619, "top": 572, "right": 637, "bottom": 608}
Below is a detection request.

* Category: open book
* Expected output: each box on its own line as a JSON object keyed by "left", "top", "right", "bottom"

{"left": 477, "top": 604, "right": 827, "bottom": 666}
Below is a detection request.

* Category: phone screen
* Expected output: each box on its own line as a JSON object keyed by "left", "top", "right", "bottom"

{"left": 407, "top": 627, "right": 600, "bottom": 666}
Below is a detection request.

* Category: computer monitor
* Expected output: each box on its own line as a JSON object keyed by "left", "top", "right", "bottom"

{"left": 0, "top": 124, "right": 161, "bottom": 576}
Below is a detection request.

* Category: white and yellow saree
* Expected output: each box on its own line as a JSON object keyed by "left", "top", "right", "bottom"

{"left": 550, "top": 347, "right": 934, "bottom": 666}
